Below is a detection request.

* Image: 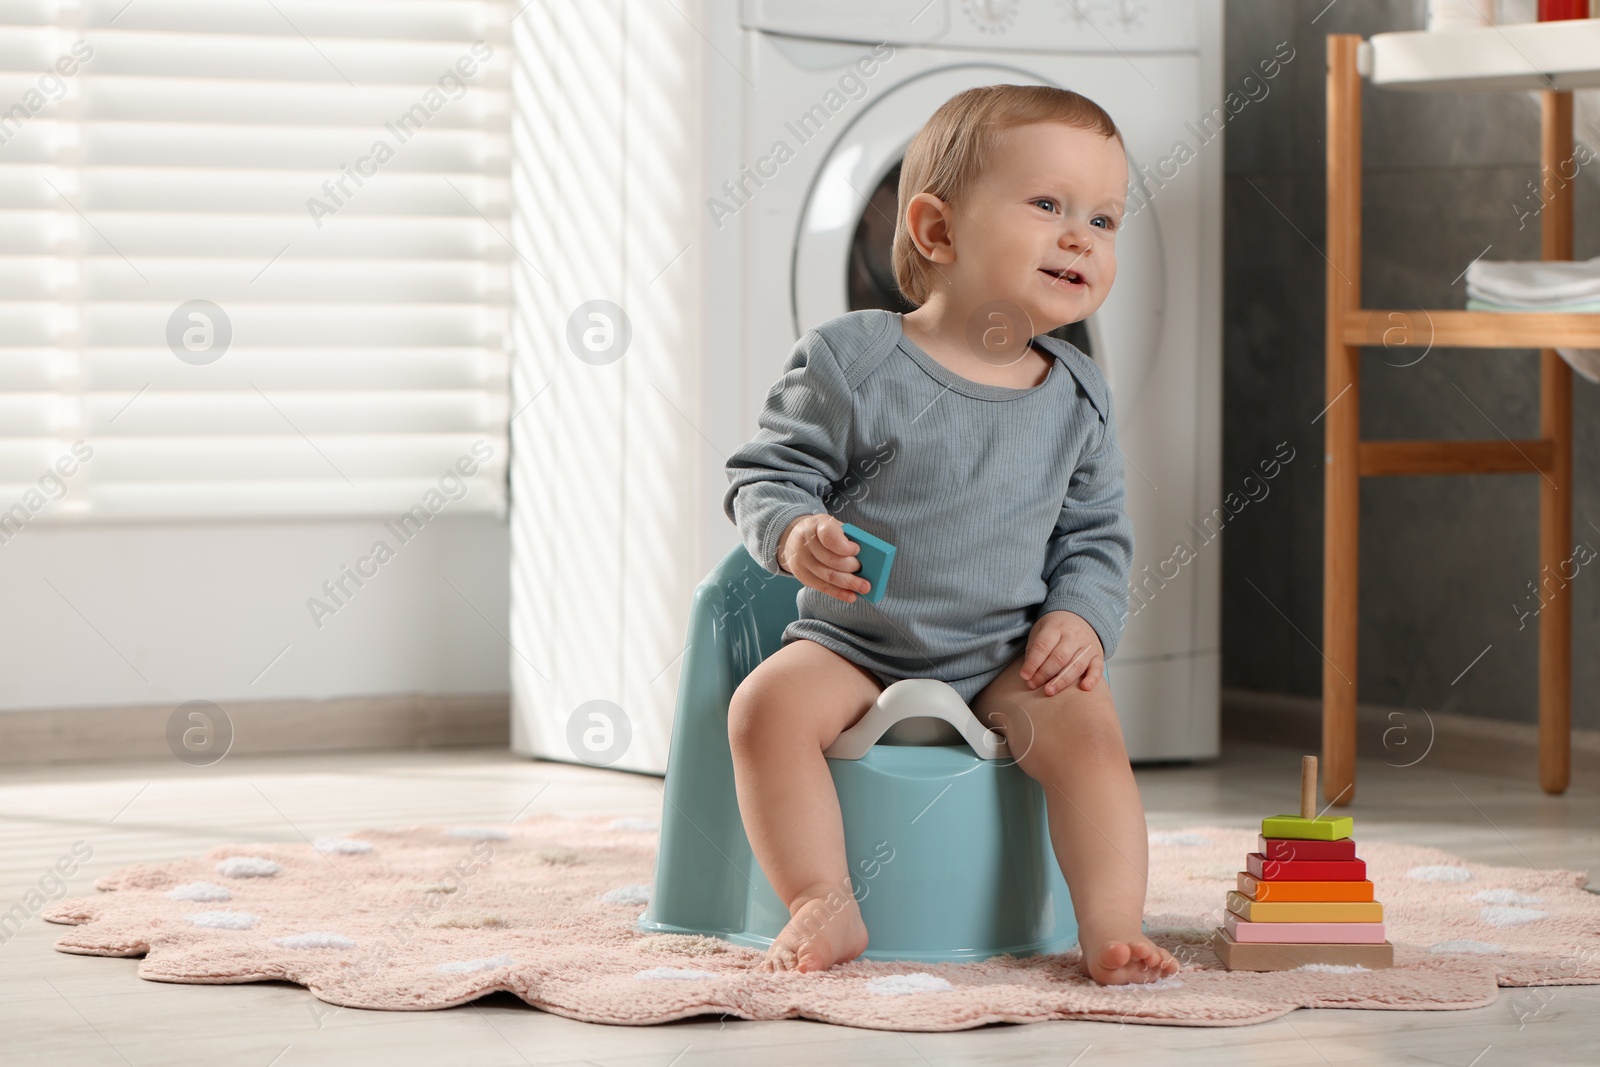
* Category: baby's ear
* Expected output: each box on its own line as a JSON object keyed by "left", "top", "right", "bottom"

{"left": 904, "top": 192, "right": 955, "bottom": 263}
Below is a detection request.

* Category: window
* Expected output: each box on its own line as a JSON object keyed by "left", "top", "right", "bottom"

{"left": 0, "top": 0, "right": 511, "bottom": 521}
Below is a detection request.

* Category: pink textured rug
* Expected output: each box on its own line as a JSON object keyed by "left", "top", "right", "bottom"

{"left": 41, "top": 816, "right": 1600, "bottom": 1030}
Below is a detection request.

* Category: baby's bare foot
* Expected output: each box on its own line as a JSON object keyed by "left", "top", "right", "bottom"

{"left": 761, "top": 883, "right": 868, "bottom": 974}
{"left": 1081, "top": 931, "right": 1180, "bottom": 985}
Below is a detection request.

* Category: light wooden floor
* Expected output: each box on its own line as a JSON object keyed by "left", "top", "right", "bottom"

{"left": 2, "top": 740, "right": 1596, "bottom": 1066}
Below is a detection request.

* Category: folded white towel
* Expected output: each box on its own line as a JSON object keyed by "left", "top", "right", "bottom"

{"left": 1467, "top": 296, "right": 1600, "bottom": 314}
{"left": 1463, "top": 256, "right": 1600, "bottom": 384}
{"left": 1465, "top": 254, "right": 1600, "bottom": 307}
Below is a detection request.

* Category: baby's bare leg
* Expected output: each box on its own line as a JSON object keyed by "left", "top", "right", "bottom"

{"left": 972, "top": 661, "right": 1179, "bottom": 985}
{"left": 727, "top": 639, "right": 884, "bottom": 972}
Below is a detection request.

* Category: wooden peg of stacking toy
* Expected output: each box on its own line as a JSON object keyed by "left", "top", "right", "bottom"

{"left": 1301, "top": 755, "right": 1316, "bottom": 819}
{"left": 1260, "top": 755, "right": 1353, "bottom": 841}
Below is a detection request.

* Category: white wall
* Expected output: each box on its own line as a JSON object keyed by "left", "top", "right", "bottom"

{"left": 507, "top": 0, "right": 708, "bottom": 775}
{"left": 0, "top": 518, "right": 509, "bottom": 712}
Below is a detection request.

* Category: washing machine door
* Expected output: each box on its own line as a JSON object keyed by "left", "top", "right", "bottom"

{"left": 792, "top": 65, "right": 1166, "bottom": 417}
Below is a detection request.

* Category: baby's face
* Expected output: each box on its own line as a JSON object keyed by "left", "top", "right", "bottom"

{"left": 947, "top": 122, "right": 1127, "bottom": 331}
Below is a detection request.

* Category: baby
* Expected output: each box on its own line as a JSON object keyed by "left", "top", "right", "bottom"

{"left": 722, "top": 85, "right": 1177, "bottom": 985}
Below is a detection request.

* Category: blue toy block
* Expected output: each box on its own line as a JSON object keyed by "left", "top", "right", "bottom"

{"left": 840, "top": 522, "right": 895, "bottom": 603}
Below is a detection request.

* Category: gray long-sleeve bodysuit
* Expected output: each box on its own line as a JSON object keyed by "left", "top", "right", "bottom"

{"left": 723, "top": 309, "right": 1134, "bottom": 704}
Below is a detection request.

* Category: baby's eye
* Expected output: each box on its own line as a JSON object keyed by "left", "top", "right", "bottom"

{"left": 1032, "top": 198, "right": 1058, "bottom": 213}
{"left": 1092, "top": 215, "right": 1117, "bottom": 231}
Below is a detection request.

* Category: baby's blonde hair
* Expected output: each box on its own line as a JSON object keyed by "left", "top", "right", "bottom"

{"left": 891, "top": 84, "right": 1124, "bottom": 307}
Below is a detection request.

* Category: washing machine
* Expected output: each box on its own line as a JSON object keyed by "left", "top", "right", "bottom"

{"left": 700, "top": 0, "right": 1224, "bottom": 761}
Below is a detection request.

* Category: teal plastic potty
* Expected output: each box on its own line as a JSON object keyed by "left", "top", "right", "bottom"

{"left": 640, "top": 544, "right": 1079, "bottom": 962}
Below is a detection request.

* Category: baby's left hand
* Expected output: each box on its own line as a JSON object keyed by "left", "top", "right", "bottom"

{"left": 1020, "top": 611, "right": 1104, "bottom": 695}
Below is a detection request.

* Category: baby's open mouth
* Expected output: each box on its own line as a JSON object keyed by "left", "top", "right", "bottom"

{"left": 1041, "top": 268, "right": 1086, "bottom": 286}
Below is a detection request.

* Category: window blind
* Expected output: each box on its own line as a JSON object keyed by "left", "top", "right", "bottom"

{"left": 0, "top": 0, "right": 510, "bottom": 521}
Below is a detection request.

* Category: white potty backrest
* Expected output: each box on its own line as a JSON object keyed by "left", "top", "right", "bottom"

{"left": 823, "top": 679, "right": 1011, "bottom": 761}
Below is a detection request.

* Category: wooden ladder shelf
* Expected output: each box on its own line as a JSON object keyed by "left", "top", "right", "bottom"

{"left": 1322, "top": 34, "right": 1595, "bottom": 805}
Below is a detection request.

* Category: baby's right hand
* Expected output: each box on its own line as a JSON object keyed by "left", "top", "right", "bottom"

{"left": 778, "top": 514, "right": 869, "bottom": 603}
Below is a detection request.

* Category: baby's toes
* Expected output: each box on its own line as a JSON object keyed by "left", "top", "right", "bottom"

{"left": 1114, "top": 940, "right": 1172, "bottom": 982}
{"left": 795, "top": 947, "right": 829, "bottom": 973}
{"left": 1095, "top": 941, "right": 1133, "bottom": 974}
{"left": 1138, "top": 944, "right": 1179, "bottom": 978}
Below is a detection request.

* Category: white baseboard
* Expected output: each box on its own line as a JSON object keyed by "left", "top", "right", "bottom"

{"left": 0, "top": 693, "right": 509, "bottom": 766}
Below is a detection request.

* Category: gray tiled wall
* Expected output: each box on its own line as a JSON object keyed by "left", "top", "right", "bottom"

{"left": 1221, "top": 0, "right": 1600, "bottom": 728}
